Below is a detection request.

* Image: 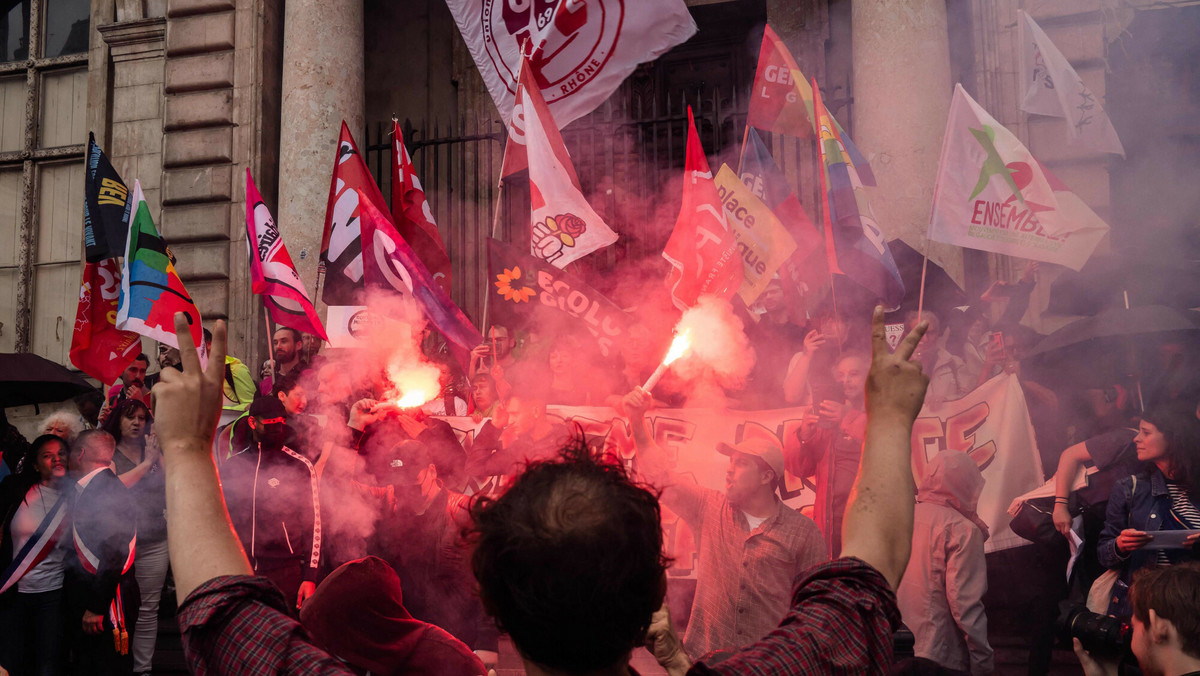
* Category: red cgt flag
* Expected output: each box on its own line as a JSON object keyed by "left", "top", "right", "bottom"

{"left": 320, "top": 122, "right": 391, "bottom": 306}
{"left": 662, "top": 107, "right": 743, "bottom": 310}
{"left": 391, "top": 120, "right": 452, "bottom": 296}
{"left": 70, "top": 259, "right": 141, "bottom": 384}
{"left": 246, "top": 169, "right": 328, "bottom": 340}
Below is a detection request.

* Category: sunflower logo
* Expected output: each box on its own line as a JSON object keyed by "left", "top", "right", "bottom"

{"left": 495, "top": 266, "right": 536, "bottom": 303}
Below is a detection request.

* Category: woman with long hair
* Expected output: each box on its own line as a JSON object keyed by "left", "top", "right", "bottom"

{"left": 0, "top": 434, "right": 72, "bottom": 675}
{"left": 1098, "top": 403, "right": 1200, "bottom": 612}
{"left": 101, "top": 399, "right": 168, "bottom": 676}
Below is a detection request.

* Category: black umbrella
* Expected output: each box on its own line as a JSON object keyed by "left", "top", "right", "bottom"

{"left": 1024, "top": 305, "right": 1200, "bottom": 360}
{"left": 1048, "top": 255, "right": 1200, "bottom": 315}
{"left": 0, "top": 353, "right": 97, "bottom": 408}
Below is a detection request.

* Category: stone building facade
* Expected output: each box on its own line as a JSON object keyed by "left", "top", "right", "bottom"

{"left": 2, "top": 0, "right": 1195, "bottom": 371}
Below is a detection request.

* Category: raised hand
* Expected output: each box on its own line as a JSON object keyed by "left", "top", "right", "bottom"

{"left": 152, "top": 314, "right": 227, "bottom": 461}
{"left": 867, "top": 306, "right": 929, "bottom": 424}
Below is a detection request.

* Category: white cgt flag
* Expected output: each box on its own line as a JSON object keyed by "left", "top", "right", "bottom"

{"left": 446, "top": 0, "right": 696, "bottom": 128}
{"left": 1019, "top": 10, "right": 1124, "bottom": 156}
{"left": 929, "top": 85, "right": 1109, "bottom": 271}
{"left": 522, "top": 55, "right": 617, "bottom": 268}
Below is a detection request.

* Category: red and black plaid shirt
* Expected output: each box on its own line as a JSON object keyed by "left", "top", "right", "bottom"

{"left": 179, "top": 576, "right": 353, "bottom": 675}
{"left": 181, "top": 559, "right": 897, "bottom": 675}
{"left": 690, "top": 557, "right": 901, "bottom": 675}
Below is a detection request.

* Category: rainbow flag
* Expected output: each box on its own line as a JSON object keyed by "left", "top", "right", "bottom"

{"left": 747, "top": 24, "right": 874, "bottom": 184}
{"left": 116, "top": 181, "right": 204, "bottom": 350}
{"left": 813, "top": 79, "right": 904, "bottom": 308}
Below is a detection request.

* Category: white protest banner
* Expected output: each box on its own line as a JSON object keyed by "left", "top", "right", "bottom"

{"left": 438, "top": 406, "right": 815, "bottom": 579}
{"left": 910, "top": 373, "right": 1045, "bottom": 552}
{"left": 437, "top": 382, "right": 1042, "bottom": 581}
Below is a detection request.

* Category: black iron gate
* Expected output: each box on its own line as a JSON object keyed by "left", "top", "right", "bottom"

{"left": 364, "top": 86, "right": 823, "bottom": 325}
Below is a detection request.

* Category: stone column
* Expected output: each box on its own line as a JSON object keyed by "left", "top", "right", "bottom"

{"left": 277, "top": 0, "right": 364, "bottom": 294}
{"left": 851, "top": 0, "right": 961, "bottom": 284}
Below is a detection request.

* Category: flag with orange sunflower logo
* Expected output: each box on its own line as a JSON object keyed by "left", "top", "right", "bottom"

{"left": 487, "top": 238, "right": 630, "bottom": 359}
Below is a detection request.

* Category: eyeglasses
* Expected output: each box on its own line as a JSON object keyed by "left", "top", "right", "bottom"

{"left": 255, "top": 417, "right": 286, "bottom": 425}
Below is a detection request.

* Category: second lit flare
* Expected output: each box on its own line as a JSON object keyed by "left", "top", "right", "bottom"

{"left": 642, "top": 329, "right": 692, "bottom": 392}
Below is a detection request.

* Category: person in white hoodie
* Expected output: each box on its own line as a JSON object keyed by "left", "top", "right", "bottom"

{"left": 897, "top": 450, "right": 995, "bottom": 675}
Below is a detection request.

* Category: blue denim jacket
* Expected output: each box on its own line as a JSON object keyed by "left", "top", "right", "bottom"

{"left": 1097, "top": 468, "right": 1200, "bottom": 579}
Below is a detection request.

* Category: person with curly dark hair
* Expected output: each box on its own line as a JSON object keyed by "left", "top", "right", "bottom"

{"left": 0, "top": 434, "right": 72, "bottom": 675}
{"left": 1098, "top": 403, "right": 1200, "bottom": 616}
{"left": 468, "top": 436, "right": 671, "bottom": 673}
{"left": 101, "top": 398, "right": 168, "bottom": 676}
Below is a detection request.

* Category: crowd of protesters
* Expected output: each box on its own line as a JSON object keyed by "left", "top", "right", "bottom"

{"left": 0, "top": 263, "right": 1198, "bottom": 675}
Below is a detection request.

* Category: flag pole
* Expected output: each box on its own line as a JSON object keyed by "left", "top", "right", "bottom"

{"left": 263, "top": 305, "right": 276, "bottom": 382}
{"left": 736, "top": 124, "right": 751, "bottom": 175}
{"left": 481, "top": 178, "right": 505, "bottom": 339}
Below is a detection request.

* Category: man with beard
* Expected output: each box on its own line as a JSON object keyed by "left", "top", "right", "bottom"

{"left": 145, "top": 343, "right": 181, "bottom": 389}
{"left": 260, "top": 327, "right": 308, "bottom": 395}
{"left": 220, "top": 397, "right": 320, "bottom": 614}
{"left": 469, "top": 324, "right": 515, "bottom": 378}
{"left": 99, "top": 354, "right": 151, "bottom": 424}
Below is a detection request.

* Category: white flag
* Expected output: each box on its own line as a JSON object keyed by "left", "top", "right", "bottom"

{"left": 523, "top": 56, "right": 617, "bottom": 268}
{"left": 929, "top": 85, "right": 1108, "bottom": 270}
{"left": 1019, "top": 10, "right": 1124, "bottom": 156}
{"left": 446, "top": 0, "right": 696, "bottom": 128}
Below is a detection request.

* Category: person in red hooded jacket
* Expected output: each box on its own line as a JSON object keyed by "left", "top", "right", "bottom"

{"left": 300, "top": 556, "right": 485, "bottom": 676}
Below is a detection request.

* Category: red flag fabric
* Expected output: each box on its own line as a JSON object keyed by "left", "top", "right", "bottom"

{"left": 70, "top": 259, "right": 141, "bottom": 384}
{"left": 662, "top": 107, "right": 743, "bottom": 310}
{"left": 320, "top": 122, "right": 391, "bottom": 306}
{"left": 500, "top": 57, "right": 580, "bottom": 183}
{"left": 390, "top": 121, "right": 452, "bottom": 296}
{"left": 747, "top": 25, "right": 816, "bottom": 139}
{"left": 245, "top": 169, "right": 328, "bottom": 340}
{"left": 358, "top": 195, "right": 483, "bottom": 356}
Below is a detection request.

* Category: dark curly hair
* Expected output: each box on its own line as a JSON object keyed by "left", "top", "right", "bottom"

{"left": 101, "top": 398, "right": 153, "bottom": 445}
{"left": 1142, "top": 403, "right": 1200, "bottom": 495}
{"left": 467, "top": 434, "right": 670, "bottom": 672}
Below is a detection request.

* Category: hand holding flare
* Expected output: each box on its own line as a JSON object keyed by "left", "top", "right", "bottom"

{"left": 642, "top": 329, "right": 692, "bottom": 392}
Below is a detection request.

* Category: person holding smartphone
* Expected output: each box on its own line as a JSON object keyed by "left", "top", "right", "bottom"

{"left": 795, "top": 352, "right": 870, "bottom": 558}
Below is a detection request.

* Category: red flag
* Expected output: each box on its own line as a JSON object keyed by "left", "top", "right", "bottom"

{"left": 390, "top": 120, "right": 452, "bottom": 296}
{"left": 358, "top": 195, "right": 483, "bottom": 357}
{"left": 320, "top": 122, "right": 390, "bottom": 306}
{"left": 70, "top": 259, "right": 141, "bottom": 384}
{"left": 662, "top": 107, "right": 743, "bottom": 310}
{"left": 246, "top": 169, "right": 328, "bottom": 340}
{"left": 500, "top": 57, "right": 580, "bottom": 183}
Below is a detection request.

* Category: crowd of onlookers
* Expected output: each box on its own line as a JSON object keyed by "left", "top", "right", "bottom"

{"left": 0, "top": 262, "right": 1198, "bottom": 675}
